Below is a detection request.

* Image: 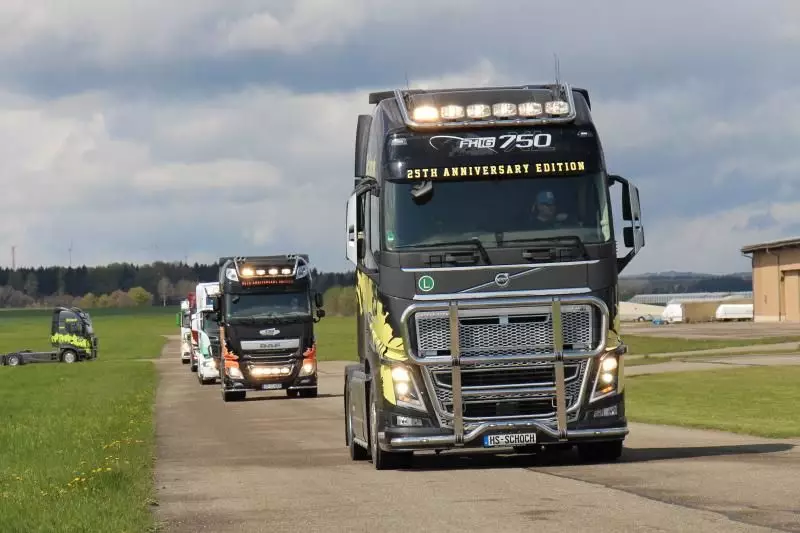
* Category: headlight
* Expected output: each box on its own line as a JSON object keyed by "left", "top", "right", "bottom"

{"left": 589, "top": 353, "right": 621, "bottom": 403}
{"left": 388, "top": 364, "right": 425, "bottom": 412}
{"left": 299, "top": 359, "right": 316, "bottom": 376}
{"left": 227, "top": 366, "right": 243, "bottom": 379}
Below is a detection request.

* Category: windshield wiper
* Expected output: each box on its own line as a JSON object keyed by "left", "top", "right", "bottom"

{"left": 497, "top": 234, "right": 588, "bottom": 260}
{"left": 397, "top": 237, "right": 491, "bottom": 265}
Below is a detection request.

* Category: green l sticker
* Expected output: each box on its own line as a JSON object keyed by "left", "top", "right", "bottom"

{"left": 418, "top": 275, "right": 435, "bottom": 292}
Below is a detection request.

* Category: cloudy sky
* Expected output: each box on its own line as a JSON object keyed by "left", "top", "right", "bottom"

{"left": 2, "top": 1, "right": 799, "bottom": 275}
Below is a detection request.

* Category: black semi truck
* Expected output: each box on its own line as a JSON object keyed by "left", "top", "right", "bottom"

{"left": 1, "top": 306, "right": 98, "bottom": 366}
{"left": 213, "top": 254, "right": 326, "bottom": 402}
{"left": 343, "top": 81, "right": 645, "bottom": 469}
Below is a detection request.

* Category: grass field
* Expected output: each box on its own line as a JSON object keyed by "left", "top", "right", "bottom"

{"left": 0, "top": 307, "right": 174, "bottom": 533}
{"left": 626, "top": 366, "right": 800, "bottom": 438}
{"left": 622, "top": 333, "right": 800, "bottom": 356}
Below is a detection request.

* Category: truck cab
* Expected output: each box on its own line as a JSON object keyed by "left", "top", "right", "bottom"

{"left": 213, "top": 254, "right": 326, "bottom": 402}
{"left": 177, "top": 299, "right": 192, "bottom": 364}
{"left": 343, "top": 82, "right": 645, "bottom": 469}
{"left": 194, "top": 281, "right": 221, "bottom": 384}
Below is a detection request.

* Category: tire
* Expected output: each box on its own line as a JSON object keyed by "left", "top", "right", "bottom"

{"left": 222, "top": 390, "right": 246, "bottom": 402}
{"left": 62, "top": 350, "right": 77, "bottom": 364}
{"left": 345, "top": 385, "right": 369, "bottom": 461}
{"left": 190, "top": 363, "right": 198, "bottom": 372}
{"left": 368, "top": 380, "right": 412, "bottom": 470}
{"left": 6, "top": 354, "right": 20, "bottom": 367}
{"left": 577, "top": 439, "right": 624, "bottom": 463}
{"left": 181, "top": 358, "right": 190, "bottom": 364}
{"left": 299, "top": 388, "right": 318, "bottom": 398}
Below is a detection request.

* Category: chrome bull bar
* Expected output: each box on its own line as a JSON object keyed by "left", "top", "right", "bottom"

{"left": 400, "top": 295, "right": 610, "bottom": 445}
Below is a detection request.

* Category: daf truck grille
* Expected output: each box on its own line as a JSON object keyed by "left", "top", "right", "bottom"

{"left": 424, "top": 360, "right": 588, "bottom": 421}
{"left": 413, "top": 304, "right": 594, "bottom": 357}
{"left": 240, "top": 350, "right": 298, "bottom": 366}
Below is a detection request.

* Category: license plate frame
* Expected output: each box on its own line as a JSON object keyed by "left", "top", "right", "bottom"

{"left": 483, "top": 432, "right": 538, "bottom": 448}
{"left": 260, "top": 383, "right": 282, "bottom": 390}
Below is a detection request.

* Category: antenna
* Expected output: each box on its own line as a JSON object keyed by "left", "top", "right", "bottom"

{"left": 11, "top": 245, "right": 16, "bottom": 269}
{"left": 553, "top": 53, "right": 562, "bottom": 99}
{"left": 68, "top": 239, "right": 73, "bottom": 268}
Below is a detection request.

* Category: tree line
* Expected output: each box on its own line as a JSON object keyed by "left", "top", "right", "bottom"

{"left": 0, "top": 261, "right": 356, "bottom": 309}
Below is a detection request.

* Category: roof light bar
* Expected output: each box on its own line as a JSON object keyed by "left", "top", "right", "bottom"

{"left": 393, "top": 83, "right": 577, "bottom": 130}
{"left": 221, "top": 254, "right": 312, "bottom": 284}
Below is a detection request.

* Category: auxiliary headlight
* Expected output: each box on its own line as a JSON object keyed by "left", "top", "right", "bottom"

{"left": 227, "top": 366, "right": 243, "bottom": 379}
{"left": 589, "top": 353, "right": 620, "bottom": 403}
{"left": 299, "top": 359, "right": 316, "bottom": 376}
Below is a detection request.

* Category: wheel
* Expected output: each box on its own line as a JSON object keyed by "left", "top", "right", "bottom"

{"left": 62, "top": 350, "right": 77, "bottom": 364}
{"left": 299, "top": 388, "right": 318, "bottom": 398}
{"left": 222, "top": 390, "right": 246, "bottom": 402}
{"left": 368, "top": 380, "right": 412, "bottom": 470}
{"left": 181, "top": 358, "right": 190, "bottom": 364}
{"left": 6, "top": 354, "right": 20, "bottom": 367}
{"left": 345, "top": 385, "right": 369, "bottom": 461}
{"left": 190, "top": 363, "right": 198, "bottom": 372}
{"left": 577, "top": 440, "right": 624, "bottom": 463}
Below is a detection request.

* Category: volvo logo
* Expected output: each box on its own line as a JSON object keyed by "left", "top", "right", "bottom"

{"left": 259, "top": 328, "right": 280, "bottom": 336}
{"left": 494, "top": 273, "right": 510, "bottom": 287}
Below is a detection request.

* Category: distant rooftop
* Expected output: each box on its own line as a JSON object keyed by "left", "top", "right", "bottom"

{"left": 628, "top": 291, "right": 753, "bottom": 305}
{"left": 741, "top": 237, "right": 800, "bottom": 254}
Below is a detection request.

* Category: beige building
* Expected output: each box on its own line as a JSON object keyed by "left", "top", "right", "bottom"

{"left": 741, "top": 237, "right": 800, "bottom": 322}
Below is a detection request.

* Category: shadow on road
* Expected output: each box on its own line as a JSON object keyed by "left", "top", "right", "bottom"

{"left": 240, "top": 392, "right": 343, "bottom": 402}
{"left": 399, "top": 442, "right": 795, "bottom": 472}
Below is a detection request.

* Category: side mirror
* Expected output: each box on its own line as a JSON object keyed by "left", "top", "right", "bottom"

{"left": 610, "top": 174, "right": 645, "bottom": 272}
{"left": 317, "top": 309, "right": 326, "bottom": 319}
{"left": 314, "top": 292, "right": 324, "bottom": 308}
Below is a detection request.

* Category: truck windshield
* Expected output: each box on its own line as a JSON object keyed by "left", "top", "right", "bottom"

{"left": 202, "top": 312, "right": 220, "bottom": 335}
{"left": 383, "top": 173, "right": 611, "bottom": 250}
{"left": 226, "top": 292, "right": 311, "bottom": 319}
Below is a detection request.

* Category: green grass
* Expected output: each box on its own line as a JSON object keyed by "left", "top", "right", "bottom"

{"left": 626, "top": 366, "right": 800, "bottom": 438}
{"left": 622, "top": 334, "right": 800, "bottom": 356}
{"left": 314, "top": 316, "right": 357, "bottom": 362}
{"left": 0, "top": 306, "right": 176, "bottom": 533}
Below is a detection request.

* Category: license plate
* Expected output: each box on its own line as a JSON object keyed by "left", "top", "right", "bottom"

{"left": 261, "top": 383, "right": 282, "bottom": 390}
{"left": 483, "top": 432, "right": 537, "bottom": 447}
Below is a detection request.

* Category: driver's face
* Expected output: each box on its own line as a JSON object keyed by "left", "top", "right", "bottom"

{"left": 535, "top": 201, "right": 556, "bottom": 219}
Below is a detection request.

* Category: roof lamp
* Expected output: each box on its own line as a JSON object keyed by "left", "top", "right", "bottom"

{"left": 492, "top": 103, "right": 517, "bottom": 117}
{"left": 439, "top": 104, "right": 464, "bottom": 120}
{"left": 518, "top": 102, "right": 543, "bottom": 116}
{"left": 412, "top": 105, "right": 438, "bottom": 121}
{"left": 545, "top": 100, "right": 569, "bottom": 115}
{"left": 466, "top": 104, "right": 491, "bottom": 119}
{"left": 240, "top": 267, "right": 254, "bottom": 277}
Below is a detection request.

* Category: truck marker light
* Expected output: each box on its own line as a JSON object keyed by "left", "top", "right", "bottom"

{"left": 466, "top": 104, "right": 491, "bottom": 119}
{"left": 268, "top": 268, "right": 279, "bottom": 275}
{"left": 281, "top": 268, "right": 292, "bottom": 275}
{"left": 492, "top": 102, "right": 517, "bottom": 117}
{"left": 241, "top": 267, "right": 255, "bottom": 277}
{"left": 517, "top": 102, "right": 543, "bottom": 116}
{"left": 255, "top": 269, "right": 266, "bottom": 275}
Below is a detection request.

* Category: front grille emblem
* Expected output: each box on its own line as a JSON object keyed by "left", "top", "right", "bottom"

{"left": 259, "top": 328, "right": 280, "bottom": 336}
{"left": 494, "top": 273, "right": 510, "bottom": 287}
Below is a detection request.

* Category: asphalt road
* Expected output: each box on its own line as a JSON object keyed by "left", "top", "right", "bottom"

{"left": 153, "top": 338, "right": 800, "bottom": 533}
{"left": 622, "top": 321, "right": 800, "bottom": 339}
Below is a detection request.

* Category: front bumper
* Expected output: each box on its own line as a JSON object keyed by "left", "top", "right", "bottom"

{"left": 223, "top": 364, "right": 318, "bottom": 392}
{"left": 381, "top": 295, "right": 627, "bottom": 452}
